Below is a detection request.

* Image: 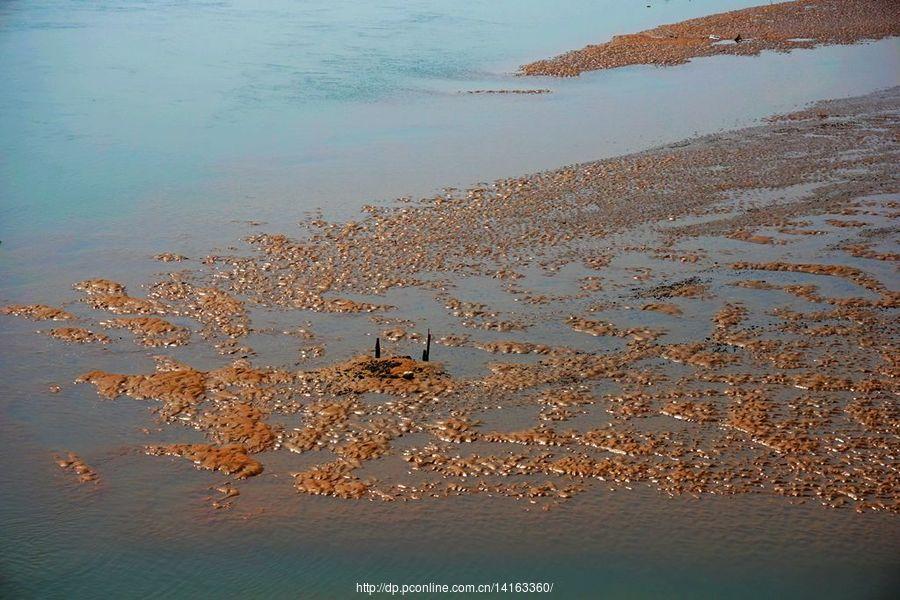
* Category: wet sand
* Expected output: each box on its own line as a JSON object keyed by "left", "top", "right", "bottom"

{"left": 2, "top": 86, "right": 897, "bottom": 518}
{"left": 520, "top": 0, "right": 899, "bottom": 77}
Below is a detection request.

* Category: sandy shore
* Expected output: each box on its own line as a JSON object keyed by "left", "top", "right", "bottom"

{"left": 520, "top": 0, "right": 899, "bottom": 77}
{"left": 3, "top": 86, "right": 898, "bottom": 513}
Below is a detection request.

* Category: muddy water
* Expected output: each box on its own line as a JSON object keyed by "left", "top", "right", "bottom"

{"left": 2, "top": 2, "right": 900, "bottom": 599}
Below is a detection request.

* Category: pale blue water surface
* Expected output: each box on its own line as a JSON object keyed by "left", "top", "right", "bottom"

{"left": 1, "top": 1, "right": 899, "bottom": 598}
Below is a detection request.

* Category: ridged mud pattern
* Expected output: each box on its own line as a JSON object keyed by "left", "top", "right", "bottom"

{"left": 2, "top": 88, "right": 898, "bottom": 513}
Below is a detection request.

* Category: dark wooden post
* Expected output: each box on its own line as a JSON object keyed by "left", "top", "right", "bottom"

{"left": 422, "top": 329, "right": 431, "bottom": 362}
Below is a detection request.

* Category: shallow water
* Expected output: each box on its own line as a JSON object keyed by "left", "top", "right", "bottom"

{"left": 2, "top": 1, "right": 899, "bottom": 238}
{"left": 1, "top": 1, "right": 900, "bottom": 599}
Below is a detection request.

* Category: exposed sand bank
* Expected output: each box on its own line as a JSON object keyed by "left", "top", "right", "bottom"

{"left": 520, "top": 0, "right": 899, "bottom": 77}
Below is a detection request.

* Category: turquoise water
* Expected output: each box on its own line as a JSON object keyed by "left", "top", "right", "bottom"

{"left": 2, "top": 0, "right": 898, "bottom": 240}
{"left": 3, "top": 0, "right": 761, "bottom": 230}
{"left": 1, "top": 1, "right": 900, "bottom": 598}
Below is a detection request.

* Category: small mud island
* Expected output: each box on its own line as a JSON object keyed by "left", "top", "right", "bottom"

{"left": 4, "top": 87, "right": 899, "bottom": 513}
{"left": 520, "top": 0, "right": 900, "bottom": 77}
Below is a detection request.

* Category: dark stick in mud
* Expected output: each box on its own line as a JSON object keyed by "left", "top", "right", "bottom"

{"left": 422, "top": 329, "right": 432, "bottom": 362}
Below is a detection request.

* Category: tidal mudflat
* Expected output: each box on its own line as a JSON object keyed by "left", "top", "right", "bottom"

{"left": 521, "top": 0, "right": 899, "bottom": 76}
{"left": 4, "top": 87, "right": 898, "bottom": 520}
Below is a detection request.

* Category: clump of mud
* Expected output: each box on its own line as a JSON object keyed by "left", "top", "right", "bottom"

{"left": 77, "top": 362, "right": 207, "bottom": 419}
{"left": 54, "top": 452, "right": 99, "bottom": 484}
{"left": 642, "top": 303, "right": 682, "bottom": 316}
{"left": 47, "top": 327, "right": 110, "bottom": 344}
{"left": 146, "top": 444, "right": 263, "bottom": 478}
{"left": 74, "top": 279, "right": 126, "bottom": 296}
{"left": 292, "top": 460, "right": 370, "bottom": 499}
{"left": 154, "top": 253, "right": 187, "bottom": 262}
{"left": 201, "top": 403, "right": 277, "bottom": 453}
{"left": 101, "top": 317, "right": 190, "bottom": 347}
{"left": 300, "top": 355, "right": 451, "bottom": 395}
{"left": 2, "top": 304, "right": 73, "bottom": 321}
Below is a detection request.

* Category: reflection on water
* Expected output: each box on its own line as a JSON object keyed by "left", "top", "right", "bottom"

{"left": 1, "top": 1, "right": 900, "bottom": 598}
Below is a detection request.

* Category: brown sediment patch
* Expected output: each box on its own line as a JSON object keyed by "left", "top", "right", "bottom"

{"left": 643, "top": 277, "right": 708, "bottom": 299}
{"left": 300, "top": 355, "right": 451, "bottom": 395}
{"left": 437, "top": 334, "right": 470, "bottom": 347}
{"left": 292, "top": 460, "right": 369, "bottom": 499}
{"left": 211, "top": 483, "right": 240, "bottom": 509}
{"left": 768, "top": 350, "right": 806, "bottom": 370}
{"left": 442, "top": 296, "right": 494, "bottom": 319}
{"left": 728, "top": 230, "right": 783, "bottom": 245}
{"left": 298, "top": 344, "right": 326, "bottom": 360}
{"left": 323, "top": 298, "right": 394, "bottom": 314}
{"left": 201, "top": 403, "right": 278, "bottom": 453}
{"left": 475, "top": 340, "right": 553, "bottom": 355}
{"left": 154, "top": 253, "right": 187, "bottom": 262}
{"left": 1, "top": 304, "right": 74, "bottom": 321}
{"left": 843, "top": 243, "right": 900, "bottom": 262}
{"left": 336, "top": 433, "right": 392, "bottom": 461}
{"left": 652, "top": 249, "right": 706, "bottom": 263}
{"left": 826, "top": 219, "right": 869, "bottom": 228}
{"left": 431, "top": 416, "right": 480, "bottom": 442}
{"left": 101, "top": 317, "right": 190, "bottom": 347}
{"left": 191, "top": 287, "right": 248, "bottom": 336}
{"left": 845, "top": 397, "right": 900, "bottom": 433}
{"left": 483, "top": 341, "right": 663, "bottom": 391}
{"left": 47, "top": 327, "right": 110, "bottom": 344}
{"left": 606, "top": 391, "right": 654, "bottom": 420}
{"left": 146, "top": 444, "right": 263, "bottom": 478}
{"left": 149, "top": 280, "right": 248, "bottom": 343}
{"left": 714, "top": 303, "right": 747, "bottom": 329}
{"left": 382, "top": 327, "right": 409, "bottom": 341}
{"left": 642, "top": 303, "right": 682, "bottom": 316}
{"left": 282, "top": 399, "right": 357, "bottom": 454}
{"left": 566, "top": 316, "right": 664, "bottom": 341}
{"left": 483, "top": 426, "right": 573, "bottom": 446}
{"left": 84, "top": 294, "right": 167, "bottom": 315}
{"left": 778, "top": 227, "right": 830, "bottom": 236}
{"left": 661, "top": 400, "right": 718, "bottom": 423}
{"left": 583, "top": 254, "right": 613, "bottom": 270}
{"left": 72, "top": 357, "right": 289, "bottom": 421}
{"left": 545, "top": 455, "right": 649, "bottom": 487}
{"left": 579, "top": 276, "right": 604, "bottom": 292}
{"left": 462, "top": 318, "right": 529, "bottom": 332}
{"left": 792, "top": 373, "right": 853, "bottom": 391}
{"left": 581, "top": 427, "right": 662, "bottom": 456}
{"left": 732, "top": 280, "right": 778, "bottom": 290}
{"left": 214, "top": 484, "right": 240, "bottom": 500}
{"left": 731, "top": 261, "right": 889, "bottom": 294}
{"left": 519, "top": 0, "right": 900, "bottom": 77}
{"left": 403, "top": 448, "right": 552, "bottom": 479}
{"left": 538, "top": 388, "right": 594, "bottom": 422}
{"left": 73, "top": 279, "right": 126, "bottom": 296}
{"left": 662, "top": 343, "right": 739, "bottom": 369}
{"left": 54, "top": 452, "right": 99, "bottom": 484}
{"left": 782, "top": 283, "right": 821, "bottom": 303}
{"left": 77, "top": 361, "right": 206, "bottom": 412}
